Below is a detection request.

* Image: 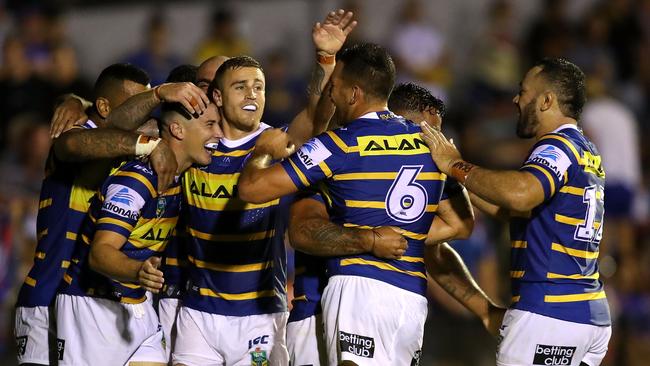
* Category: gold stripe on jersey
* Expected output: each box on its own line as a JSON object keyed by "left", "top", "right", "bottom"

{"left": 510, "top": 271, "right": 525, "bottom": 278}
{"left": 399, "top": 256, "right": 424, "bottom": 263}
{"left": 166, "top": 258, "right": 179, "bottom": 266}
{"left": 345, "top": 200, "right": 438, "bottom": 212}
{"left": 35, "top": 251, "right": 46, "bottom": 259}
{"left": 511, "top": 240, "right": 527, "bottom": 248}
{"left": 37, "top": 228, "right": 48, "bottom": 240}
{"left": 97, "top": 217, "right": 134, "bottom": 232}
{"left": 39, "top": 198, "right": 52, "bottom": 209}
{"left": 66, "top": 231, "right": 77, "bottom": 241}
{"left": 357, "top": 133, "right": 430, "bottom": 156}
{"left": 113, "top": 171, "right": 157, "bottom": 197}
{"left": 326, "top": 131, "right": 358, "bottom": 153}
{"left": 342, "top": 223, "right": 427, "bottom": 240}
{"left": 333, "top": 172, "right": 444, "bottom": 181}
{"left": 69, "top": 185, "right": 95, "bottom": 213}
{"left": 198, "top": 288, "right": 276, "bottom": 300}
{"left": 318, "top": 161, "right": 333, "bottom": 178}
{"left": 188, "top": 227, "right": 276, "bottom": 242}
{"left": 544, "top": 291, "right": 606, "bottom": 303}
{"left": 120, "top": 295, "right": 147, "bottom": 304}
{"left": 162, "top": 186, "right": 181, "bottom": 196}
{"left": 61, "top": 260, "right": 70, "bottom": 268}
{"left": 551, "top": 243, "right": 599, "bottom": 259}
{"left": 555, "top": 214, "right": 601, "bottom": 229}
{"left": 539, "top": 135, "right": 581, "bottom": 162}
{"left": 293, "top": 295, "right": 307, "bottom": 301}
{"left": 212, "top": 148, "right": 254, "bottom": 157}
{"left": 559, "top": 186, "right": 604, "bottom": 199}
{"left": 63, "top": 273, "right": 72, "bottom": 284}
{"left": 294, "top": 266, "right": 306, "bottom": 276}
{"left": 511, "top": 295, "right": 520, "bottom": 303}
{"left": 129, "top": 217, "right": 177, "bottom": 249}
{"left": 522, "top": 164, "right": 556, "bottom": 195}
{"left": 188, "top": 255, "right": 273, "bottom": 273}
{"left": 547, "top": 272, "right": 600, "bottom": 280}
{"left": 340, "top": 258, "right": 426, "bottom": 279}
{"left": 25, "top": 276, "right": 37, "bottom": 287}
{"left": 288, "top": 159, "right": 309, "bottom": 186}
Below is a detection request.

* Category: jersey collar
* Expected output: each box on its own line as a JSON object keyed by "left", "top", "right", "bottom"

{"left": 552, "top": 123, "right": 580, "bottom": 133}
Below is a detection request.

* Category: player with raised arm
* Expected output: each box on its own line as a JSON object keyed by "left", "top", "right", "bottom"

{"left": 170, "top": 10, "right": 356, "bottom": 366}
{"left": 55, "top": 102, "right": 222, "bottom": 366}
{"left": 420, "top": 58, "right": 611, "bottom": 366}
{"left": 238, "top": 44, "right": 474, "bottom": 365}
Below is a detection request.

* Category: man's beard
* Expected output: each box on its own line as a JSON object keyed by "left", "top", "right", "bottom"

{"left": 516, "top": 103, "right": 538, "bottom": 139}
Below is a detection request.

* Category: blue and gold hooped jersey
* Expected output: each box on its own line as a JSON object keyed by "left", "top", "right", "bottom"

{"left": 511, "top": 124, "right": 610, "bottom": 326}
{"left": 181, "top": 123, "right": 290, "bottom": 316}
{"left": 281, "top": 111, "right": 446, "bottom": 297}
{"left": 16, "top": 120, "right": 99, "bottom": 308}
{"left": 60, "top": 160, "right": 181, "bottom": 304}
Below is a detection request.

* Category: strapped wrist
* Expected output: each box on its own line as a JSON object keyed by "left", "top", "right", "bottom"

{"left": 449, "top": 160, "right": 476, "bottom": 185}
{"left": 153, "top": 85, "right": 163, "bottom": 102}
{"left": 135, "top": 135, "right": 161, "bottom": 157}
{"left": 316, "top": 51, "right": 335, "bottom": 65}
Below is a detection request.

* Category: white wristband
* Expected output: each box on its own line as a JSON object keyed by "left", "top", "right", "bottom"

{"left": 135, "top": 135, "right": 161, "bottom": 157}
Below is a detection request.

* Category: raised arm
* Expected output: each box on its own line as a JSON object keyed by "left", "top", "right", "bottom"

{"left": 420, "top": 122, "right": 545, "bottom": 213}
{"left": 106, "top": 82, "right": 209, "bottom": 131}
{"left": 286, "top": 9, "right": 356, "bottom": 146}
{"left": 89, "top": 230, "right": 164, "bottom": 293}
{"left": 289, "top": 195, "right": 408, "bottom": 259}
{"left": 425, "top": 242, "right": 505, "bottom": 337}
{"left": 50, "top": 94, "right": 91, "bottom": 138}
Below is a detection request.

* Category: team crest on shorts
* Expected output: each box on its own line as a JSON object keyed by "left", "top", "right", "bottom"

{"left": 16, "top": 336, "right": 27, "bottom": 356}
{"left": 250, "top": 347, "right": 268, "bottom": 366}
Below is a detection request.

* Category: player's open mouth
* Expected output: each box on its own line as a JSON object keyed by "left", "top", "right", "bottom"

{"left": 242, "top": 104, "right": 257, "bottom": 111}
{"left": 204, "top": 142, "right": 219, "bottom": 153}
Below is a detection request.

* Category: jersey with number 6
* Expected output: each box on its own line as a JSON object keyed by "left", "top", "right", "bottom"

{"left": 512, "top": 124, "right": 610, "bottom": 326}
{"left": 281, "top": 111, "right": 445, "bottom": 297}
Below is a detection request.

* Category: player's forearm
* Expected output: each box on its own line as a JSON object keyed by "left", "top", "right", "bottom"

{"left": 238, "top": 153, "right": 275, "bottom": 203}
{"left": 464, "top": 167, "right": 537, "bottom": 212}
{"left": 54, "top": 128, "right": 139, "bottom": 162}
{"left": 289, "top": 218, "right": 373, "bottom": 256}
{"left": 105, "top": 88, "right": 160, "bottom": 131}
{"left": 468, "top": 192, "right": 510, "bottom": 221}
{"left": 89, "top": 243, "right": 142, "bottom": 283}
{"left": 287, "top": 61, "right": 335, "bottom": 146}
{"left": 425, "top": 243, "right": 498, "bottom": 320}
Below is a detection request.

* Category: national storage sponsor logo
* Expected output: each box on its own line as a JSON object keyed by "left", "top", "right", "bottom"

{"left": 339, "top": 330, "right": 375, "bottom": 358}
{"left": 533, "top": 344, "right": 576, "bottom": 365}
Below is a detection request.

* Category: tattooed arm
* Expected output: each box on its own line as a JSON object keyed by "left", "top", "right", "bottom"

{"left": 425, "top": 242, "right": 505, "bottom": 337}
{"left": 288, "top": 195, "right": 408, "bottom": 259}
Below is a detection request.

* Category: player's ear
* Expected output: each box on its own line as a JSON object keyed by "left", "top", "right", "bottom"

{"left": 95, "top": 97, "right": 110, "bottom": 118}
{"left": 350, "top": 85, "right": 360, "bottom": 105}
{"left": 213, "top": 89, "right": 223, "bottom": 107}
{"left": 540, "top": 91, "right": 554, "bottom": 112}
{"left": 169, "top": 121, "right": 184, "bottom": 140}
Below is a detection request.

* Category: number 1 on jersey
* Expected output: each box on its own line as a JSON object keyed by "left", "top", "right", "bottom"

{"left": 575, "top": 184, "right": 604, "bottom": 243}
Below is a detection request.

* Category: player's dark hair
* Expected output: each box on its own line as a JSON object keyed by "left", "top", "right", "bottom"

{"left": 93, "top": 63, "right": 149, "bottom": 100}
{"left": 209, "top": 55, "right": 263, "bottom": 96}
{"left": 160, "top": 102, "right": 193, "bottom": 121}
{"left": 336, "top": 43, "right": 395, "bottom": 101}
{"left": 388, "top": 83, "right": 445, "bottom": 117}
{"left": 165, "top": 64, "right": 198, "bottom": 83}
{"left": 534, "top": 58, "right": 586, "bottom": 120}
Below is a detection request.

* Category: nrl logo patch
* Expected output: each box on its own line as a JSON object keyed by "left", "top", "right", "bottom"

{"left": 250, "top": 347, "right": 268, "bottom": 366}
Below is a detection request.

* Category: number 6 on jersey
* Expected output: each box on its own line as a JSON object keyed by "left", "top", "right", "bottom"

{"left": 385, "top": 165, "right": 428, "bottom": 223}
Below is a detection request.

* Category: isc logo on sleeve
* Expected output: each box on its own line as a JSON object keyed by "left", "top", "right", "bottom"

{"left": 297, "top": 138, "right": 332, "bottom": 169}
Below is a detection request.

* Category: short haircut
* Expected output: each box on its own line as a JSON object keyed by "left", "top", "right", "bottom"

{"left": 208, "top": 55, "right": 262, "bottom": 97}
{"left": 534, "top": 58, "right": 586, "bottom": 119}
{"left": 93, "top": 63, "right": 149, "bottom": 100}
{"left": 159, "top": 102, "right": 193, "bottom": 135}
{"left": 336, "top": 43, "right": 396, "bottom": 101}
{"left": 165, "top": 64, "right": 198, "bottom": 83}
{"left": 388, "top": 83, "right": 445, "bottom": 117}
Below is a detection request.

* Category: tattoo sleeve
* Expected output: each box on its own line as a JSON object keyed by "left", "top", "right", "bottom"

{"left": 292, "top": 217, "right": 372, "bottom": 256}
{"left": 53, "top": 128, "right": 138, "bottom": 162}
{"left": 105, "top": 89, "right": 159, "bottom": 131}
{"left": 307, "top": 63, "right": 326, "bottom": 97}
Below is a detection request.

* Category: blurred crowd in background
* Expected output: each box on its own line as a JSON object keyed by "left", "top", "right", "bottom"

{"left": 0, "top": 0, "right": 649, "bottom": 365}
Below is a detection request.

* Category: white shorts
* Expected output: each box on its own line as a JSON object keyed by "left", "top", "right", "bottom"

{"left": 15, "top": 305, "right": 55, "bottom": 365}
{"left": 172, "top": 307, "right": 289, "bottom": 366}
{"left": 158, "top": 297, "right": 181, "bottom": 362}
{"left": 287, "top": 314, "right": 327, "bottom": 366}
{"left": 497, "top": 308, "right": 612, "bottom": 366}
{"left": 56, "top": 294, "right": 166, "bottom": 366}
{"left": 321, "top": 275, "right": 427, "bottom": 366}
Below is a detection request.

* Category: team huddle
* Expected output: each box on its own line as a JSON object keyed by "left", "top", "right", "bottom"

{"left": 14, "top": 9, "right": 611, "bottom": 366}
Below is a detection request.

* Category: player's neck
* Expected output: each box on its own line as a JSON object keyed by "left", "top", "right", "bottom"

{"left": 165, "top": 138, "right": 191, "bottom": 175}
{"left": 535, "top": 115, "right": 578, "bottom": 140}
{"left": 87, "top": 111, "right": 106, "bottom": 127}
{"left": 351, "top": 102, "right": 389, "bottom": 120}
{"left": 221, "top": 119, "right": 261, "bottom": 141}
